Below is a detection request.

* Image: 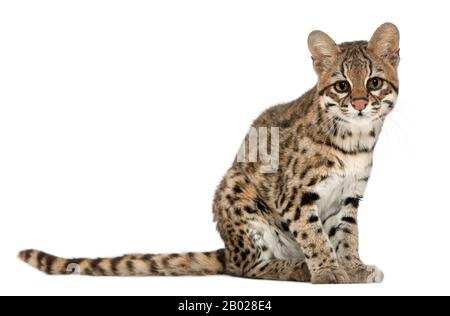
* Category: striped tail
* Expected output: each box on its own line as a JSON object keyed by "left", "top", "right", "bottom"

{"left": 18, "top": 249, "right": 226, "bottom": 276}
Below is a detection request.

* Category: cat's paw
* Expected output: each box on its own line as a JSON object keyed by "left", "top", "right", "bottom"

{"left": 311, "top": 267, "right": 350, "bottom": 284}
{"left": 365, "top": 265, "right": 384, "bottom": 283}
{"left": 347, "top": 265, "right": 384, "bottom": 284}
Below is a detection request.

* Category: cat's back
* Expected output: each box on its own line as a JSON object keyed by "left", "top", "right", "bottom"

{"left": 251, "top": 87, "right": 316, "bottom": 130}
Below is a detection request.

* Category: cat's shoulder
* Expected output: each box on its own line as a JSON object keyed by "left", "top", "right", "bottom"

{"left": 251, "top": 87, "right": 316, "bottom": 129}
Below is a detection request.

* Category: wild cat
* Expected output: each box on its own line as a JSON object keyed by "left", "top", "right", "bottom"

{"left": 20, "top": 23, "right": 400, "bottom": 284}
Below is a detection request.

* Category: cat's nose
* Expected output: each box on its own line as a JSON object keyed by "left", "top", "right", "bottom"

{"left": 352, "top": 99, "right": 368, "bottom": 111}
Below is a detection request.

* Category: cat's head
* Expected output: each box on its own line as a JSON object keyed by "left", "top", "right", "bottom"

{"left": 308, "top": 23, "right": 400, "bottom": 124}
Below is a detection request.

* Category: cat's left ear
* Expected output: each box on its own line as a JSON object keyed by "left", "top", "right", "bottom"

{"left": 368, "top": 23, "right": 400, "bottom": 68}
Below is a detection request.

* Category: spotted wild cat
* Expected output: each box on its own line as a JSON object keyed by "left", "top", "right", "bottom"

{"left": 19, "top": 23, "right": 400, "bottom": 284}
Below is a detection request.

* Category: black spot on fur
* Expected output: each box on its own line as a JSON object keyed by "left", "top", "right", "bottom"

{"left": 342, "top": 217, "right": 357, "bottom": 224}
{"left": 226, "top": 194, "right": 235, "bottom": 205}
{"left": 255, "top": 198, "right": 269, "bottom": 213}
{"left": 233, "top": 185, "right": 243, "bottom": 194}
{"left": 279, "top": 120, "right": 291, "bottom": 128}
{"left": 300, "top": 166, "right": 312, "bottom": 179}
{"left": 384, "top": 100, "right": 394, "bottom": 108}
{"left": 308, "top": 215, "right": 319, "bottom": 223}
{"left": 279, "top": 194, "right": 286, "bottom": 207}
{"left": 262, "top": 262, "right": 274, "bottom": 272}
{"left": 294, "top": 208, "right": 301, "bottom": 221}
{"left": 301, "top": 192, "right": 320, "bottom": 206}
{"left": 142, "top": 254, "right": 154, "bottom": 261}
{"left": 283, "top": 201, "right": 293, "bottom": 215}
{"left": 344, "top": 197, "right": 360, "bottom": 208}
{"left": 241, "top": 250, "right": 249, "bottom": 261}
{"left": 244, "top": 206, "right": 257, "bottom": 213}
{"left": 319, "top": 175, "right": 329, "bottom": 182}
{"left": 329, "top": 227, "right": 337, "bottom": 238}
{"left": 217, "top": 249, "right": 225, "bottom": 264}
{"left": 307, "top": 178, "right": 318, "bottom": 186}
{"left": 90, "top": 259, "right": 102, "bottom": 270}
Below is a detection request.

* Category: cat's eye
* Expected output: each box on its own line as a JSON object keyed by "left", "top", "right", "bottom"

{"left": 367, "top": 77, "right": 384, "bottom": 91}
{"left": 334, "top": 81, "right": 350, "bottom": 93}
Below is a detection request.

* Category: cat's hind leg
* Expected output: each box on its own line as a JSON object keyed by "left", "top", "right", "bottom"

{"left": 213, "top": 169, "right": 311, "bottom": 282}
{"left": 224, "top": 230, "right": 311, "bottom": 282}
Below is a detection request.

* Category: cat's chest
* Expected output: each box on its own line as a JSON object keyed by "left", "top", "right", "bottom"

{"left": 315, "top": 154, "right": 373, "bottom": 219}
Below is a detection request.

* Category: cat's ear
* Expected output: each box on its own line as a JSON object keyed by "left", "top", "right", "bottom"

{"left": 308, "top": 30, "right": 340, "bottom": 74}
{"left": 368, "top": 23, "right": 400, "bottom": 68}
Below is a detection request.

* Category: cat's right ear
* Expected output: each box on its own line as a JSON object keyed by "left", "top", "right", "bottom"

{"left": 308, "top": 30, "right": 340, "bottom": 74}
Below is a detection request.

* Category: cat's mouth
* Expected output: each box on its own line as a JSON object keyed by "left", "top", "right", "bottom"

{"left": 345, "top": 111, "right": 369, "bottom": 120}
{"left": 342, "top": 111, "right": 376, "bottom": 125}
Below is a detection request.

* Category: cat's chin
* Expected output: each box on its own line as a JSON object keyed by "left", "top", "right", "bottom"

{"left": 345, "top": 114, "right": 376, "bottom": 126}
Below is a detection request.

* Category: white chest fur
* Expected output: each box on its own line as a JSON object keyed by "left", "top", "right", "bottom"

{"left": 248, "top": 153, "right": 374, "bottom": 261}
{"left": 316, "top": 153, "right": 373, "bottom": 221}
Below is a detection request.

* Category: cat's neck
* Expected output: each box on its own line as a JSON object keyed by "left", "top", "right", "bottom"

{"left": 328, "top": 117, "right": 384, "bottom": 154}
{"left": 298, "top": 96, "right": 384, "bottom": 154}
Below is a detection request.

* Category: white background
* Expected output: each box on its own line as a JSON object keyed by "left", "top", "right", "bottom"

{"left": 0, "top": 0, "right": 448, "bottom": 296}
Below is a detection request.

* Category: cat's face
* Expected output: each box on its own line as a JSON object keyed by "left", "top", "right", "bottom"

{"left": 309, "top": 23, "right": 400, "bottom": 124}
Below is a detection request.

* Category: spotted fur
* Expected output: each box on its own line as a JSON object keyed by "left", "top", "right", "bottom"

{"left": 19, "top": 23, "right": 399, "bottom": 284}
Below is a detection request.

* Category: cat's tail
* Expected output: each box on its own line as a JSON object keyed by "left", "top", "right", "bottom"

{"left": 18, "top": 249, "right": 226, "bottom": 276}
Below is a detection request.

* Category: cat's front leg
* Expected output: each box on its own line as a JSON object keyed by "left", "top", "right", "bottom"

{"left": 286, "top": 191, "right": 350, "bottom": 284}
{"left": 325, "top": 197, "right": 384, "bottom": 284}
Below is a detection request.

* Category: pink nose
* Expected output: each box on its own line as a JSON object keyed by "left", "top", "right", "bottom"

{"left": 352, "top": 99, "right": 368, "bottom": 111}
